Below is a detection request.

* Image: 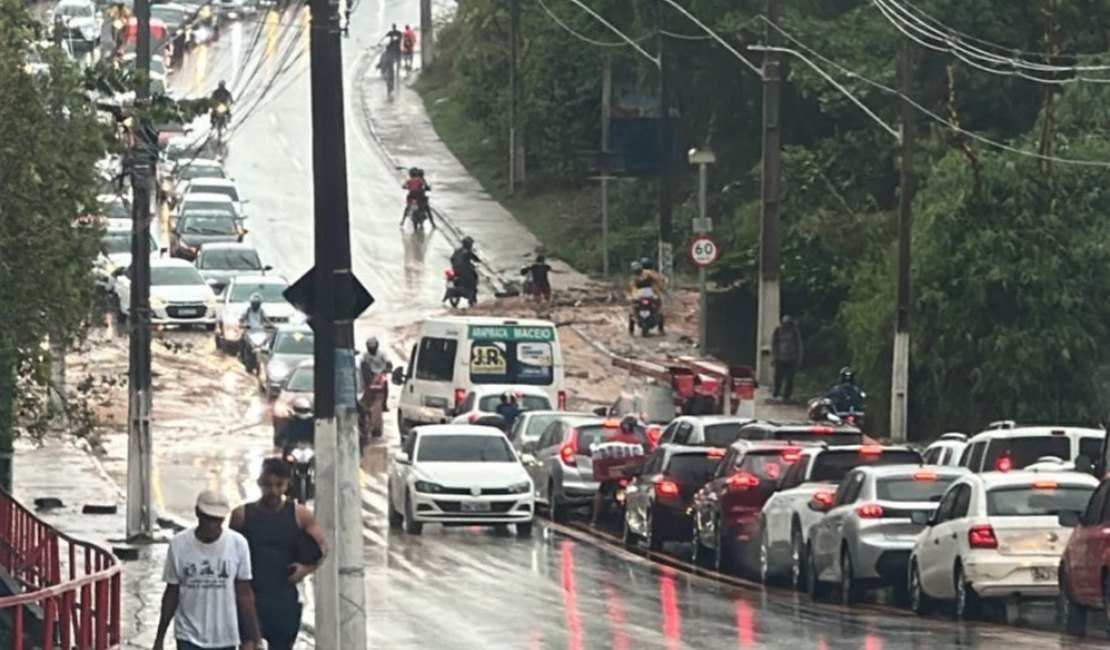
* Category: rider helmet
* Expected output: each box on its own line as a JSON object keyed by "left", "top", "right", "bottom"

{"left": 629, "top": 261, "right": 643, "bottom": 274}
{"left": 462, "top": 236, "right": 474, "bottom": 249}
{"left": 619, "top": 415, "right": 638, "bottom": 435}
{"left": 249, "top": 293, "right": 262, "bottom": 308}
{"left": 365, "top": 336, "right": 379, "bottom": 352}
{"left": 408, "top": 167, "right": 419, "bottom": 177}
{"left": 291, "top": 396, "right": 313, "bottom": 419}
{"left": 217, "top": 80, "right": 226, "bottom": 89}
{"left": 640, "top": 257, "right": 654, "bottom": 270}
{"left": 839, "top": 366, "right": 855, "bottom": 384}
{"left": 416, "top": 168, "right": 425, "bottom": 177}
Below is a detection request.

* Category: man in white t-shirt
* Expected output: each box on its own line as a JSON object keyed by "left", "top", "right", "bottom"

{"left": 153, "top": 490, "right": 263, "bottom": 650}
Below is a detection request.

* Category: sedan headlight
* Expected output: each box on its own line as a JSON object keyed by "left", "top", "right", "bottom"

{"left": 150, "top": 296, "right": 166, "bottom": 309}
{"left": 413, "top": 481, "right": 444, "bottom": 494}
{"left": 81, "top": 24, "right": 98, "bottom": 39}
{"left": 206, "top": 294, "right": 217, "bottom": 307}
{"left": 507, "top": 481, "right": 531, "bottom": 494}
{"left": 268, "top": 361, "right": 290, "bottom": 380}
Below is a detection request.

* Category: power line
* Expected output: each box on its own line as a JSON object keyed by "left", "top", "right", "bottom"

{"left": 660, "top": 0, "right": 761, "bottom": 75}
{"left": 534, "top": 0, "right": 636, "bottom": 47}
{"left": 563, "top": 0, "right": 659, "bottom": 66}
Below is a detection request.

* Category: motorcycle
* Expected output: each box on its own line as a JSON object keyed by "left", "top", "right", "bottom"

{"left": 628, "top": 289, "right": 662, "bottom": 337}
{"left": 807, "top": 396, "right": 866, "bottom": 428}
{"left": 211, "top": 103, "right": 229, "bottom": 142}
{"left": 362, "top": 373, "right": 388, "bottom": 439}
{"left": 241, "top": 328, "right": 273, "bottom": 374}
{"left": 404, "top": 196, "right": 428, "bottom": 229}
{"left": 446, "top": 265, "right": 478, "bottom": 308}
{"left": 443, "top": 268, "right": 466, "bottom": 308}
{"left": 287, "top": 441, "right": 315, "bottom": 504}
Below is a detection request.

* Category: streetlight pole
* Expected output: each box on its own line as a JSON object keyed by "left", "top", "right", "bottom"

{"left": 688, "top": 148, "right": 715, "bottom": 355}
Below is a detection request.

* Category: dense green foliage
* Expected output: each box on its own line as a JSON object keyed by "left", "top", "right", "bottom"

{"left": 425, "top": 0, "right": 1110, "bottom": 437}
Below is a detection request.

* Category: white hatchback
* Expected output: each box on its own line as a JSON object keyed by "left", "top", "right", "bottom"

{"left": 907, "top": 470, "right": 1098, "bottom": 618}
{"left": 450, "top": 385, "right": 554, "bottom": 425}
{"left": 387, "top": 425, "right": 535, "bottom": 536}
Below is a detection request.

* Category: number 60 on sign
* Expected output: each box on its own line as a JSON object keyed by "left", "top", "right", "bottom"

{"left": 688, "top": 235, "right": 721, "bottom": 268}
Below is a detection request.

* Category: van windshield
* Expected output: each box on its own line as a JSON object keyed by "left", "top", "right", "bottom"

{"left": 469, "top": 338, "right": 554, "bottom": 386}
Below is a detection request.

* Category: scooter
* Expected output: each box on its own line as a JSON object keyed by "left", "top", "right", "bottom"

{"left": 241, "top": 328, "right": 273, "bottom": 374}
{"left": 287, "top": 441, "right": 315, "bottom": 504}
{"left": 363, "top": 373, "right": 388, "bottom": 439}
{"left": 628, "top": 290, "right": 662, "bottom": 337}
{"left": 443, "top": 268, "right": 466, "bottom": 308}
{"left": 403, "top": 197, "right": 428, "bottom": 230}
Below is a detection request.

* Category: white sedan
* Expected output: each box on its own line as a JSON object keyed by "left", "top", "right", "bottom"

{"left": 214, "top": 275, "right": 299, "bottom": 349}
{"left": 114, "top": 258, "right": 217, "bottom": 328}
{"left": 908, "top": 470, "right": 1098, "bottom": 618}
{"left": 388, "top": 425, "right": 535, "bottom": 536}
{"left": 450, "top": 385, "right": 554, "bottom": 425}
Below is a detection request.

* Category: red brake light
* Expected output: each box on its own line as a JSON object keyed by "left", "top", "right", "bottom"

{"left": 469, "top": 413, "right": 479, "bottom": 423}
{"left": 560, "top": 432, "right": 578, "bottom": 465}
{"left": 656, "top": 479, "right": 680, "bottom": 497}
{"left": 995, "top": 456, "right": 1013, "bottom": 472}
{"left": 810, "top": 426, "right": 836, "bottom": 434}
{"left": 729, "top": 472, "right": 760, "bottom": 489}
{"left": 913, "top": 471, "right": 937, "bottom": 482}
{"left": 646, "top": 425, "right": 662, "bottom": 445}
{"left": 602, "top": 420, "right": 620, "bottom": 429}
{"left": 780, "top": 448, "right": 802, "bottom": 464}
{"left": 707, "top": 448, "right": 726, "bottom": 458}
{"left": 640, "top": 299, "right": 651, "bottom": 306}
{"left": 1032, "top": 480, "right": 1059, "bottom": 490}
{"left": 558, "top": 390, "right": 567, "bottom": 410}
{"left": 859, "top": 445, "right": 883, "bottom": 456}
{"left": 856, "top": 504, "right": 884, "bottom": 519}
{"left": 813, "top": 490, "right": 835, "bottom": 507}
{"left": 968, "top": 524, "right": 998, "bottom": 549}
{"left": 454, "top": 388, "right": 466, "bottom": 407}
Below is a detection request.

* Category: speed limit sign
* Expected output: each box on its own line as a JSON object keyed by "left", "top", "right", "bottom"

{"left": 688, "top": 235, "right": 721, "bottom": 268}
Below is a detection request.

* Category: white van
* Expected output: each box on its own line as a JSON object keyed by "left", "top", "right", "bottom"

{"left": 393, "top": 316, "right": 567, "bottom": 434}
{"left": 957, "top": 421, "right": 1105, "bottom": 473}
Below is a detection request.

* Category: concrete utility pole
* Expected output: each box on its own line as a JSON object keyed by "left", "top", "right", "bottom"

{"left": 126, "top": 0, "right": 155, "bottom": 543}
{"left": 308, "top": 0, "right": 366, "bottom": 645}
{"left": 655, "top": 0, "right": 674, "bottom": 284}
{"left": 600, "top": 55, "right": 612, "bottom": 277}
{"left": 508, "top": 0, "right": 524, "bottom": 190}
{"left": 890, "top": 37, "right": 916, "bottom": 443}
{"left": 689, "top": 148, "right": 715, "bottom": 355}
{"left": 419, "top": 0, "right": 433, "bottom": 69}
{"left": 755, "top": 0, "right": 782, "bottom": 386}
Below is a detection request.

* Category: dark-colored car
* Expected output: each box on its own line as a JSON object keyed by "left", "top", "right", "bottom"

{"left": 170, "top": 211, "right": 242, "bottom": 260}
{"left": 1057, "top": 475, "right": 1110, "bottom": 634}
{"left": 736, "top": 421, "right": 872, "bottom": 446}
{"left": 623, "top": 445, "right": 724, "bottom": 551}
{"left": 691, "top": 440, "right": 819, "bottom": 574}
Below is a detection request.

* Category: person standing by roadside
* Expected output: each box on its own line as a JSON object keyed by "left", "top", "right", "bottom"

{"left": 771, "top": 315, "right": 803, "bottom": 401}
{"left": 231, "top": 458, "right": 328, "bottom": 650}
{"left": 153, "top": 490, "right": 262, "bottom": 650}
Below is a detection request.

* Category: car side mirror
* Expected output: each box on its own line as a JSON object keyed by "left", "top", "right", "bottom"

{"left": 910, "top": 511, "right": 931, "bottom": 526}
{"left": 1058, "top": 510, "right": 1081, "bottom": 528}
{"left": 807, "top": 498, "right": 832, "bottom": 513}
{"left": 390, "top": 366, "right": 405, "bottom": 385}
{"left": 592, "top": 406, "right": 607, "bottom": 416}
{"left": 393, "top": 451, "right": 410, "bottom": 465}
{"left": 263, "top": 265, "right": 273, "bottom": 272}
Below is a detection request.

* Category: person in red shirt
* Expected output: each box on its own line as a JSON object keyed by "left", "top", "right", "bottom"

{"left": 401, "top": 25, "right": 417, "bottom": 70}
{"left": 400, "top": 167, "right": 435, "bottom": 228}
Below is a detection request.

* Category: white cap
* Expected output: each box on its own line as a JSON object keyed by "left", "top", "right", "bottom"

{"left": 195, "top": 489, "right": 230, "bottom": 519}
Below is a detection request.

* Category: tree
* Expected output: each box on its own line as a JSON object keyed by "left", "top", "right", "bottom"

{"left": 0, "top": 0, "right": 109, "bottom": 489}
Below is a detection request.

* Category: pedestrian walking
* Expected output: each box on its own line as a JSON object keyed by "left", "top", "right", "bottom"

{"left": 520, "top": 253, "right": 553, "bottom": 302}
{"left": 231, "top": 458, "right": 328, "bottom": 650}
{"left": 153, "top": 490, "right": 262, "bottom": 650}
{"left": 771, "top": 314, "right": 803, "bottom": 401}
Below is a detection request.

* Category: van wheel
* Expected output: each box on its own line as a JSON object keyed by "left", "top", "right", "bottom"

{"left": 397, "top": 411, "right": 410, "bottom": 438}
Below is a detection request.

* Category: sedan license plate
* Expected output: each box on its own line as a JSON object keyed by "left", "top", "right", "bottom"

{"left": 177, "top": 308, "right": 199, "bottom": 316}
{"left": 1032, "top": 566, "right": 1057, "bottom": 582}
{"left": 461, "top": 501, "right": 491, "bottom": 513}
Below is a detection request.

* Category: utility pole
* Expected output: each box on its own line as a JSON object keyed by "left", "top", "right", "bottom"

{"left": 308, "top": 0, "right": 366, "bottom": 644}
{"left": 419, "top": 0, "right": 433, "bottom": 69}
{"left": 508, "top": 0, "right": 524, "bottom": 190}
{"left": 655, "top": 0, "right": 674, "bottom": 285}
{"left": 890, "top": 37, "right": 915, "bottom": 443}
{"left": 125, "top": 0, "right": 155, "bottom": 543}
{"left": 600, "top": 55, "right": 612, "bottom": 277}
{"left": 755, "top": 0, "right": 782, "bottom": 386}
{"left": 689, "top": 149, "right": 715, "bottom": 355}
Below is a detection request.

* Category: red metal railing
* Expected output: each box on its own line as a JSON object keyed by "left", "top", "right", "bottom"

{"left": 0, "top": 490, "right": 121, "bottom": 650}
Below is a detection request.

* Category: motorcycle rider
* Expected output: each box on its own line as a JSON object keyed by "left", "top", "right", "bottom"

{"left": 210, "top": 80, "right": 233, "bottom": 126}
{"left": 400, "top": 167, "right": 434, "bottom": 228}
{"left": 278, "top": 396, "right": 314, "bottom": 453}
{"left": 451, "top": 236, "right": 480, "bottom": 305}
{"left": 494, "top": 391, "right": 522, "bottom": 432}
{"left": 401, "top": 24, "right": 417, "bottom": 70}
{"left": 824, "top": 366, "right": 865, "bottom": 415}
{"left": 628, "top": 258, "right": 665, "bottom": 333}
{"left": 238, "top": 293, "right": 273, "bottom": 369}
{"left": 359, "top": 336, "right": 393, "bottom": 413}
{"left": 590, "top": 416, "right": 645, "bottom": 527}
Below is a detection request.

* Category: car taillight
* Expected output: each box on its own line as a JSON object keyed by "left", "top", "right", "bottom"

{"left": 469, "top": 413, "right": 479, "bottom": 423}
{"left": 707, "top": 447, "right": 726, "bottom": 457}
{"left": 640, "top": 299, "right": 651, "bottom": 307}
{"left": 859, "top": 445, "right": 883, "bottom": 456}
{"left": 995, "top": 456, "right": 1012, "bottom": 472}
{"left": 646, "top": 425, "right": 662, "bottom": 446}
{"left": 558, "top": 390, "right": 567, "bottom": 410}
{"left": 454, "top": 388, "right": 466, "bottom": 408}
{"left": 656, "top": 479, "right": 680, "bottom": 497}
{"left": 780, "top": 448, "right": 802, "bottom": 464}
{"left": 560, "top": 433, "right": 578, "bottom": 465}
{"left": 813, "top": 490, "right": 835, "bottom": 507}
{"left": 1032, "top": 480, "right": 1059, "bottom": 490}
{"left": 913, "top": 471, "right": 937, "bottom": 481}
{"left": 729, "top": 472, "right": 760, "bottom": 489}
{"left": 968, "top": 524, "right": 998, "bottom": 549}
{"left": 810, "top": 426, "right": 835, "bottom": 434}
{"left": 845, "top": 415, "right": 856, "bottom": 425}
{"left": 856, "top": 504, "right": 884, "bottom": 519}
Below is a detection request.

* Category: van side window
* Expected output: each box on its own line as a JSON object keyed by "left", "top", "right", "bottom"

{"left": 406, "top": 344, "right": 417, "bottom": 379}
{"left": 415, "top": 337, "right": 457, "bottom": 381}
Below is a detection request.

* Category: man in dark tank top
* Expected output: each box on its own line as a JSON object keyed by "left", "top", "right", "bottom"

{"left": 230, "top": 458, "right": 328, "bottom": 649}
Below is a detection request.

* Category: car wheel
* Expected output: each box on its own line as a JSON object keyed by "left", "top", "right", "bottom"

{"left": 954, "top": 563, "right": 980, "bottom": 620}
{"left": 403, "top": 492, "right": 423, "bottom": 535}
{"left": 840, "top": 547, "right": 862, "bottom": 605}
{"left": 386, "top": 485, "right": 404, "bottom": 525}
{"left": 645, "top": 508, "right": 662, "bottom": 553}
{"left": 691, "top": 519, "right": 711, "bottom": 568}
{"left": 909, "top": 561, "right": 934, "bottom": 615}
{"left": 1057, "top": 565, "right": 1086, "bottom": 636}
{"left": 806, "top": 544, "right": 830, "bottom": 601}
{"left": 713, "top": 518, "right": 731, "bottom": 574}
{"left": 1101, "top": 572, "right": 1110, "bottom": 632}
{"left": 204, "top": 322, "right": 216, "bottom": 331}
{"left": 516, "top": 521, "right": 534, "bottom": 537}
{"left": 549, "top": 481, "right": 568, "bottom": 523}
{"left": 758, "top": 523, "right": 773, "bottom": 585}
{"left": 790, "top": 525, "right": 807, "bottom": 592}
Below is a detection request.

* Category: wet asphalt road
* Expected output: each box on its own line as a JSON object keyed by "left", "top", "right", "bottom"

{"left": 116, "top": 4, "right": 1110, "bottom": 648}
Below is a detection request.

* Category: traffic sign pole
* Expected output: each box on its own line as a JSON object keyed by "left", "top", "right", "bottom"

{"left": 696, "top": 162, "right": 709, "bottom": 355}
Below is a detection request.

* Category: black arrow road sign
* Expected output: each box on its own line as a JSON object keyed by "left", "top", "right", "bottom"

{"left": 284, "top": 267, "right": 374, "bottom": 329}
